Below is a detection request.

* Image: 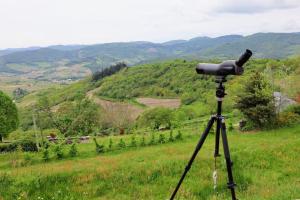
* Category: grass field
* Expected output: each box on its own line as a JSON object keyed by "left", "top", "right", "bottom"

{"left": 0, "top": 125, "right": 299, "bottom": 200}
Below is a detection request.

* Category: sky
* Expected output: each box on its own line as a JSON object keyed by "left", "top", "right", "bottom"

{"left": 0, "top": 0, "right": 300, "bottom": 49}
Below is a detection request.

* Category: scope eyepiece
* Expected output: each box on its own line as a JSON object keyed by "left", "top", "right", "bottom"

{"left": 235, "top": 49, "right": 252, "bottom": 67}
{"left": 196, "top": 49, "right": 252, "bottom": 76}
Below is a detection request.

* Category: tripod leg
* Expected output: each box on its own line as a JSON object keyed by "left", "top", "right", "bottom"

{"left": 170, "top": 116, "right": 215, "bottom": 200}
{"left": 220, "top": 119, "right": 237, "bottom": 200}
{"left": 214, "top": 117, "right": 221, "bottom": 157}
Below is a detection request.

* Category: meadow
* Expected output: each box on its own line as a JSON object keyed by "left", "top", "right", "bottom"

{"left": 0, "top": 125, "right": 299, "bottom": 200}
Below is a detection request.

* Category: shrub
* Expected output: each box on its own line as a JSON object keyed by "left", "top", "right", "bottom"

{"left": 0, "top": 138, "right": 38, "bottom": 153}
{"left": 0, "top": 143, "right": 16, "bottom": 153}
{"left": 118, "top": 139, "right": 126, "bottom": 149}
{"left": 130, "top": 136, "right": 137, "bottom": 147}
{"left": 69, "top": 143, "right": 78, "bottom": 157}
{"left": 276, "top": 112, "right": 300, "bottom": 127}
{"left": 108, "top": 138, "right": 113, "bottom": 150}
{"left": 175, "top": 130, "right": 182, "bottom": 140}
{"left": 158, "top": 134, "right": 166, "bottom": 144}
{"left": 169, "top": 130, "right": 174, "bottom": 142}
{"left": 93, "top": 138, "right": 105, "bottom": 154}
{"left": 42, "top": 148, "right": 50, "bottom": 162}
{"left": 228, "top": 122, "right": 234, "bottom": 131}
{"left": 149, "top": 134, "right": 155, "bottom": 145}
{"left": 285, "top": 104, "right": 300, "bottom": 115}
{"left": 140, "top": 136, "right": 146, "bottom": 146}
{"left": 54, "top": 145, "right": 63, "bottom": 159}
{"left": 17, "top": 139, "right": 38, "bottom": 152}
{"left": 137, "top": 107, "right": 174, "bottom": 130}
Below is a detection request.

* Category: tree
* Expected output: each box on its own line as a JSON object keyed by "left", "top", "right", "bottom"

{"left": 236, "top": 72, "right": 276, "bottom": 129}
{"left": 0, "top": 91, "right": 19, "bottom": 142}
{"left": 67, "top": 99, "right": 101, "bottom": 136}
{"left": 137, "top": 107, "right": 173, "bottom": 130}
{"left": 36, "top": 96, "right": 101, "bottom": 137}
{"left": 92, "top": 62, "right": 127, "bottom": 81}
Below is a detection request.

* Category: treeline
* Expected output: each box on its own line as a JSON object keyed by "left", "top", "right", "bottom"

{"left": 92, "top": 62, "right": 127, "bottom": 81}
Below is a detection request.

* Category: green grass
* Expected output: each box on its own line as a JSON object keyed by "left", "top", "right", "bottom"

{"left": 0, "top": 125, "right": 299, "bottom": 200}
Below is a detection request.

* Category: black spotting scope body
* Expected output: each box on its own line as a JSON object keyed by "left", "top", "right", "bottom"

{"left": 196, "top": 49, "right": 252, "bottom": 76}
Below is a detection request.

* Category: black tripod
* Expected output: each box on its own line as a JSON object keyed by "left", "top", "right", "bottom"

{"left": 170, "top": 76, "right": 237, "bottom": 200}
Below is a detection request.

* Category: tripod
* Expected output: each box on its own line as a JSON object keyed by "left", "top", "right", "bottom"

{"left": 170, "top": 76, "right": 237, "bottom": 200}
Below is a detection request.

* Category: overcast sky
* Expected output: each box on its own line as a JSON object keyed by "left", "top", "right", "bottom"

{"left": 0, "top": 0, "right": 300, "bottom": 49}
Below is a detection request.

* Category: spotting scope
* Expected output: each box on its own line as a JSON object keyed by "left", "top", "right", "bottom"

{"left": 196, "top": 49, "right": 252, "bottom": 76}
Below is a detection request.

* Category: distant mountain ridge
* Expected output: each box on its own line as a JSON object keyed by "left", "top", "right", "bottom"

{"left": 1, "top": 32, "right": 300, "bottom": 81}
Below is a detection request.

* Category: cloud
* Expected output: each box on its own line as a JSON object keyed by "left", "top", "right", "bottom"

{"left": 216, "top": 0, "right": 300, "bottom": 14}
{"left": 0, "top": 0, "right": 300, "bottom": 48}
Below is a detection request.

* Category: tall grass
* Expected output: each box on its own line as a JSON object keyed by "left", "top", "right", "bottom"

{"left": 0, "top": 125, "right": 299, "bottom": 199}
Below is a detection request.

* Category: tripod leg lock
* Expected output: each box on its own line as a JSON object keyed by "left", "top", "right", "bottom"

{"left": 227, "top": 182, "right": 236, "bottom": 189}
{"left": 214, "top": 153, "right": 221, "bottom": 157}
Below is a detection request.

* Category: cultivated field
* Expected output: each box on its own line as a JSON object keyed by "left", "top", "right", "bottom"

{"left": 136, "top": 97, "right": 181, "bottom": 109}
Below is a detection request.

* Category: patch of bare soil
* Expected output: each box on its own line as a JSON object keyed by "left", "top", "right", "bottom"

{"left": 87, "top": 88, "right": 143, "bottom": 119}
{"left": 136, "top": 97, "right": 181, "bottom": 109}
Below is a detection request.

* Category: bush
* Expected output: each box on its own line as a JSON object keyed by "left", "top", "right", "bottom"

{"left": 54, "top": 145, "right": 63, "bottom": 159}
{"left": 93, "top": 138, "right": 105, "bottom": 154}
{"left": 42, "top": 148, "right": 50, "bottom": 162}
{"left": 0, "top": 143, "right": 16, "bottom": 153}
{"left": 228, "top": 122, "right": 234, "bottom": 131}
{"left": 140, "top": 136, "right": 146, "bottom": 146}
{"left": 0, "top": 138, "right": 38, "bottom": 153}
{"left": 130, "top": 136, "right": 137, "bottom": 147}
{"left": 108, "top": 138, "right": 113, "bottom": 150}
{"left": 276, "top": 112, "right": 300, "bottom": 127}
{"left": 175, "top": 130, "right": 182, "bottom": 140}
{"left": 285, "top": 104, "right": 300, "bottom": 115}
{"left": 149, "top": 134, "right": 155, "bottom": 145}
{"left": 118, "top": 139, "right": 126, "bottom": 149}
{"left": 137, "top": 107, "right": 174, "bottom": 130}
{"left": 169, "top": 130, "right": 174, "bottom": 142}
{"left": 69, "top": 143, "right": 78, "bottom": 157}
{"left": 158, "top": 134, "right": 166, "bottom": 144}
{"left": 17, "top": 139, "right": 38, "bottom": 152}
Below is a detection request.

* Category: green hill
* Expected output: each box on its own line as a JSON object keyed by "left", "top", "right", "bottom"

{"left": 17, "top": 56, "right": 300, "bottom": 109}
{"left": 1, "top": 32, "right": 300, "bottom": 82}
{"left": 15, "top": 56, "right": 300, "bottom": 133}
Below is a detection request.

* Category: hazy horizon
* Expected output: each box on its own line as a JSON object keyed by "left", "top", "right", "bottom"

{"left": 1, "top": 31, "right": 300, "bottom": 50}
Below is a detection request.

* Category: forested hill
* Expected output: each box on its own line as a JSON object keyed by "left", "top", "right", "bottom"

{"left": 18, "top": 57, "right": 300, "bottom": 111}
{"left": 1, "top": 32, "right": 300, "bottom": 79}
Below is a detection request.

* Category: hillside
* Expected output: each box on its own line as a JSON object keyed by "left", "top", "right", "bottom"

{"left": 0, "top": 125, "right": 299, "bottom": 199}
{"left": 16, "top": 57, "right": 300, "bottom": 110}
{"left": 15, "top": 56, "right": 300, "bottom": 133}
{"left": 1, "top": 32, "right": 300, "bottom": 84}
